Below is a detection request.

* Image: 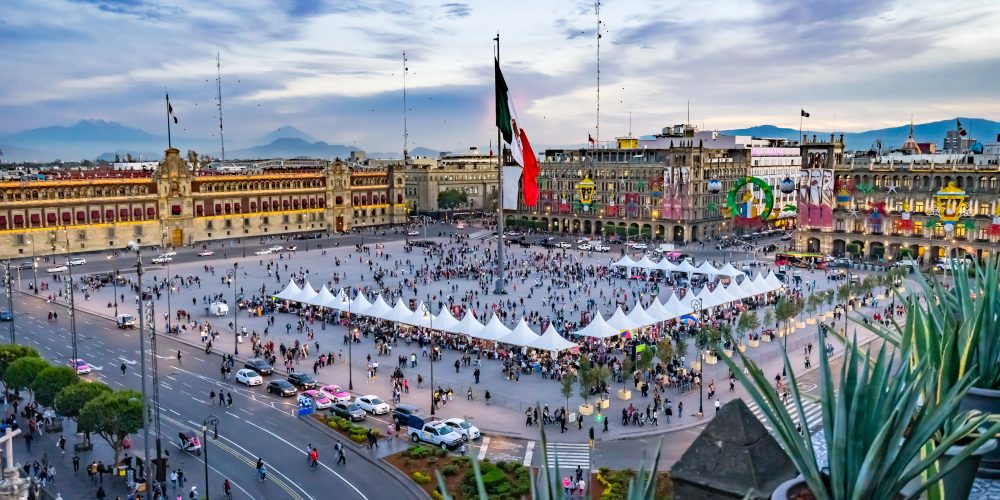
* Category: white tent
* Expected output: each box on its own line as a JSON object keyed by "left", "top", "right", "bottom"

{"left": 627, "top": 303, "right": 658, "bottom": 328}
{"left": 453, "top": 311, "right": 486, "bottom": 338}
{"left": 331, "top": 288, "right": 346, "bottom": 307}
{"left": 480, "top": 313, "right": 513, "bottom": 341}
{"left": 662, "top": 292, "right": 694, "bottom": 319}
{"left": 718, "top": 263, "right": 744, "bottom": 278}
{"left": 712, "top": 283, "right": 741, "bottom": 305}
{"left": 405, "top": 302, "right": 433, "bottom": 328}
{"left": 736, "top": 277, "right": 759, "bottom": 298}
{"left": 574, "top": 311, "right": 621, "bottom": 338}
{"left": 610, "top": 255, "right": 638, "bottom": 268}
{"left": 499, "top": 318, "right": 540, "bottom": 347}
{"left": 655, "top": 259, "right": 678, "bottom": 273}
{"left": 752, "top": 273, "right": 773, "bottom": 293}
{"left": 432, "top": 308, "right": 462, "bottom": 333}
{"left": 306, "top": 285, "right": 337, "bottom": 307}
{"left": 645, "top": 298, "right": 671, "bottom": 322}
{"left": 688, "top": 287, "right": 717, "bottom": 310}
{"left": 528, "top": 324, "right": 577, "bottom": 352}
{"left": 293, "top": 281, "right": 318, "bottom": 304}
{"left": 346, "top": 291, "right": 373, "bottom": 315}
{"left": 383, "top": 298, "right": 414, "bottom": 323}
{"left": 764, "top": 271, "right": 784, "bottom": 290}
{"left": 674, "top": 259, "right": 699, "bottom": 274}
{"left": 635, "top": 256, "right": 658, "bottom": 270}
{"left": 366, "top": 295, "right": 393, "bottom": 319}
{"left": 275, "top": 280, "right": 303, "bottom": 301}
{"left": 694, "top": 261, "right": 720, "bottom": 275}
{"left": 606, "top": 306, "right": 639, "bottom": 332}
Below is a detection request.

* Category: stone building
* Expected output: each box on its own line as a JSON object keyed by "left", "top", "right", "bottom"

{"left": 796, "top": 136, "right": 1000, "bottom": 263}
{"left": 0, "top": 147, "right": 407, "bottom": 259}
{"left": 401, "top": 148, "right": 498, "bottom": 213}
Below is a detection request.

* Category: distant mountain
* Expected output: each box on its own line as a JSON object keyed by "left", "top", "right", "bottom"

{"left": 95, "top": 150, "right": 162, "bottom": 162}
{"left": 0, "top": 143, "right": 47, "bottom": 162}
{"left": 1, "top": 119, "right": 160, "bottom": 145}
{"left": 368, "top": 147, "right": 441, "bottom": 159}
{"left": 256, "top": 126, "right": 319, "bottom": 145}
{"left": 225, "top": 138, "right": 360, "bottom": 160}
{"left": 722, "top": 117, "right": 1000, "bottom": 151}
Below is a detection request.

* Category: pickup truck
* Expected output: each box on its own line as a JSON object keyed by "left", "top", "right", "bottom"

{"left": 406, "top": 416, "right": 463, "bottom": 450}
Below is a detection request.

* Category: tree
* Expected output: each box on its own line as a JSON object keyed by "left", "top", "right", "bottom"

{"left": 561, "top": 373, "right": 575, "bottom": 411}
{"left": 438, "top": 189, "right": 469, "bottom": 210}
{"left": 590, "top": 366, "right": 611, "bottom": 402}
{"left": 806, "top": 294, "right": 821, "bottom": 320}
{"left": 0, "top": 344, "right": 40, "bottom": 388}
{"left": 4, "top": 357, "right": 49, "bottom": 402}
{"left": 655, "top": 338, "right": 674, "bottom": 368}
{"left": 763, "top": 308, "right": 776, "bottom": 331}
{"left": 736, "top": 312, "right": 760, "bottom": 343}
{"left": 31, "top": 366, "right": 79, "bottom": 408}
{"left": 675, "top": 336, "right": 689, "bottom": 364}
{"left": 620, "top": 357, "right": 634, "bottom": 390}
{"left": 836, "top": 284, "right": 851, "bottom": 306}
{"left": 55, "top": 382, "right": 112, "bottom": 447}
{"left": 78, "top": 390, "right": 144, "bottom": 465}
{"left": 637, "top": 348, "right": 654, "bottom": 375}
{"left": 775, "top": 298, "right": 797, "bottom": 335}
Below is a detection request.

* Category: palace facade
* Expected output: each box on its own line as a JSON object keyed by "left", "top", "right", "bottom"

{"left": 0, "top": 148, "right": 407, "bottom": 259}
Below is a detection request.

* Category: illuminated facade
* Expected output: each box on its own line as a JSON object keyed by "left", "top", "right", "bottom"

{"left": 0, "top": 148, "right": 406, "bottom": 259}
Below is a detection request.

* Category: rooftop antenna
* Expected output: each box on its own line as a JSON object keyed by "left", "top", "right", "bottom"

{"left": 595, "top": 0, "right": 602, "bottom": 149}
{"left": 403, "top": 51, "right": 409, "bottom": 161}
{"left": 687, "top": 100, "right": 690, "bottom": 125}
{"left": 216, "top": 52, "right": 225, "bottom": 168}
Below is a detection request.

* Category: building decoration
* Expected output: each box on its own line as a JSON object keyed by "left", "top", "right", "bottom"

{"left": 575, "top": 175, "right": 596, "bottom": 208}
{"left": 934, "top": 182, "right": 968, "bottom": 223}
{"left": 725, "top": 176, "right": 774, "bottom": 227}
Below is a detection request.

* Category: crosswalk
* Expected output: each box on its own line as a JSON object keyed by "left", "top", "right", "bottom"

{"left": 744, "top": 398, "right": 823, "bottom": 433}
{"left": 543, "top": 442, "right": 591, "bottom": 468}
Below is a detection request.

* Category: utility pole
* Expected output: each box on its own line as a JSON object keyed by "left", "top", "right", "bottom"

{"left": 65, "top": 230, "right": 78, "bottom": 365}
{"left": 131, "top": 241, "right": 153, "bottom": 486}
{"left": 493, "top": 33, "right": 506, "bottom": 295}
{"left": 4, "top": 261, "right": 14, "bottom": 344}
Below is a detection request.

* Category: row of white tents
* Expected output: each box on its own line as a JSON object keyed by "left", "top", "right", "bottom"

{"left": 272, "top": 270, "right": 783, "bottom": 351}
{"left": 610, "top": 256, "right": 745, "bottom": 278}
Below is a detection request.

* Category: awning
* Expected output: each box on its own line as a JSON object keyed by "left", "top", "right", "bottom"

{"left": 574, "top": 311, "right": 620, "bottom": 338}
{"left": 605, "top": 306, "right": 638, "bottom": 332}
{"left": 626, "top": 303, "right": 658, "bottom": 328}
{"left": 275, "top": 280, "right": 302, "bottom": 301}
{"left": 452, "top": 312, "right": 485, "bottom": 338}
{"left": 498, "top": 318, "right": 539, "bottom": 347}
{"left": 365, "top": 295, "right": 393, "bottom": 319}
{"left": 480, "top": 313, "right": 513, "bottom": 341}
{"left": 528, "top": 324, "right": 577, "bottom": 352}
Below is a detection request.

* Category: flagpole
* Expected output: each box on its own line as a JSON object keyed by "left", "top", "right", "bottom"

{"left": 494, "top": 32, "right": 506, "bottom": 295}
{"left": 165, "top": 91, "right": 172, "bottom": 149}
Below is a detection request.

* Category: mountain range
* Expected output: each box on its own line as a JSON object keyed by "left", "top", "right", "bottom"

{"left": 2, "top": 118, "right": 998, "bottom": 163}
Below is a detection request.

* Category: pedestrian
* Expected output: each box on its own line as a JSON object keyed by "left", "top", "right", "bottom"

{"left": 563, "top": 476, "right": 572, "bottom": 497}
{"left": 87, "top": 461, "right": 97, "bottom": 483}
{"left": 189, "top": 486, "right": 198, "bottom": 499}
{"left": 209, "top": 389, "right": 216, "bottom": 405}
{"left": 678, "top": 401, "right": 684, "bottom": 419}
{"left": 59, "top": 435, "right": 66, "bottom": 453}
{"left": 467, "top": 387, "right": 473, "bottom": 401}
{"left": 226, "top": 392, "right": 233, "bottom": 407}
{"left": 177, "top": 468, "right": 185, "bottom": 487}
{"left": 473, "top": 367, "right": 480, "bottom": 384}
{"left": 715, "top": 399, "right": 721, "bottom": 415}
{"left": 575, "top": 465, "right": 583, "bottom": 483}
{"left": 665, "top": 403, "right": 673, "bottom": 424}
{"left": 577, "top": 478, "right": 586, "bottom": 498}
{"left": 47, "top": 465, "right": 56, "bottom": 485}
{"left": 484, "top": 390, "right": 491, "bottom": 405}
{"left": 121, "top": 363, "right": 127, "bottom": 376}
{"left": 97, "top": 461, "right": 105, "bottom": 483}
{"left": 170, "top": 470, "right": 178, "bottom": 490}
{"left": 72, "top": 455, "right": 80, "bottom": 473}
{"left": 459, "top": 443, "right": 467, "bottom": 456}
{"left": 337, "top": 447, "right": 346, "bottom": 465}
{"left": 603, "top": 414, "right": 609, "bottom": 432}
{"left": 309, "top": 448, "right": 319, "bottom": 469}
{"left": 96, "top": 485, "right": 106, "bottom": 500}
{"left": 588, "top": 427, "right": 594, "bottom": 449}
{"left": 218, "top": 390, "right": 225, "bottom": 406}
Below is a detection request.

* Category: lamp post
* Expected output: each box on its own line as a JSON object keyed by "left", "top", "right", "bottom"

{"left": 63, "top": 229, "right": 79, "bottom": 366}
{"left": 232, "top": 264, "right": 239, "bottom": 355}
{"left": 422, "top": 304, "right": 435, "bottom": 415}
{"left": 201, "top": 415, "right": 220, "bottom": 500}
{"left": 27, "top": 237, "right": 37, "bottom": 294}
{"left": 129, "top": 240, "right": 154, "bottom": 489}
{"left": 340, "top": 289, "right": 353, "bottom": 391}
{"left": 3, "top": 261, "right": 14, "bottom": 344}
{"left": 690, "top": 297, "right": 703, "bottom": 418}
{"left": 108, "top": 255, "right": 119, "bottom": 318}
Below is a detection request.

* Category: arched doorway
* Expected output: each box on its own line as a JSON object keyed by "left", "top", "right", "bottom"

{"left": 655, "top": 224, "right": 665, "bottom": 240}
{"left": 629, "top": 223, "right": 640, "bottom": 240}
{"left": 594, "top": 220, "right": 603, "bottom": 236}
{"left": 583, "top": 220, "right": 592, "bottom": 235}
{"left": 806, "top": 238, "right": 820, "bottom": 253}
{"left": 869, "top": 242, "right": 885, "bottom": 262}
{"left": 832, "top": 239, "right": 846, "bottom": 257}
{"left": 848, "top": 240, "right": 865, "bottom": 260}
{"left": 641, "top": 224, "right": 652, "bottom": 241}
{"left": 672, "top": 225, "right": 685, "bottom": 242}
{"left": 572, "top": 219, "right": 581, "bottom": 234}
{"left": 690, "top": 225, "right": 699, "bottom": 242}
{"left": 888, "top": 243, "right": 902, "bottom": 260}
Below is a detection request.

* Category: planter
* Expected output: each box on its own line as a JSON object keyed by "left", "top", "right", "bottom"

{"left": 737, "top": 344, "right": 747, "bottom": 353}
{"left": 691, "top": 360, "right": 702, "bottom": 372}
{"left": 616, "top": 389, "right": 632, "bottom": 401}
{"left": 875, "top": 293, "right": 885, "bottom": 301}
{"left": 705, "top": 354, "right": 718, "bottom": 365}
{"left": 959, "top": 386, "right": 1000, "bottom": 478}
{"left": 598, "top": 398, "right": 610, "bottom": 410}
{"left": 940, "top": 438, "right": 997, "bottom": 499}
{"left": 74, "top": 442, "right": 93, "bottom": 452}
{"left": 847, "top": 304, "right": 854, "bottom": 312}
{"left": 748, "top": 339, "right": 759, "bottom": 348}
{"left": 795, "top": 321, "right": 806, "bottom": 329}
{"left": 762, "top": 334, "right": 772, "bottom": 343}
{"left": 578, "top": 404, "right": 594, "bottom": 416}
{"left": 724, "top": 349, "right": 734, "bottom": 357}
{"left": 771, "top": 475, "right": 809, "bottom": 500}
{"left": 806, "top": 318, "right": 816, "bottom": 325}
{"left": 775, "top": 329, "right": 785, "bottom": 338}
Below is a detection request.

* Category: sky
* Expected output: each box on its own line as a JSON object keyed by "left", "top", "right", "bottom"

{"left": 2, "top": 0, "right": 1000, "bottom": 153}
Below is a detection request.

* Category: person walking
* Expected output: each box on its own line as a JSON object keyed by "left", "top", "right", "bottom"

{"left": 209, "top": 389, "right": 216, "bottom": 405}
{"left": 588, "top": 426, "right": 595, "bottom": 449}
{"left": 678, "top": 401, "right": 684, "bottom": 419}
{"left": 336, "top": 447, "right": 346, "bottom": 466}
{"left": 72, "top": 455, "right": 80, "bottom": 473}
{"left": 170, "top": 470, "right": 178, "bottom": 490}
{"left": 121, "top": 363, "right": 127, "bottom": 376}
{"left": 715, "top": 399, "right": 721, "bottom": 415}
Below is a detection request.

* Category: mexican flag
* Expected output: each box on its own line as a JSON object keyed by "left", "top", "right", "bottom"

{"left": 495, "top": 58, "right": 539, "bottom": 208}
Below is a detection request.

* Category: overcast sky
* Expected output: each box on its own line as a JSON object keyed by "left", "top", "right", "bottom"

{"left": 2, "top": 0, "right": 999, "bottom": 152}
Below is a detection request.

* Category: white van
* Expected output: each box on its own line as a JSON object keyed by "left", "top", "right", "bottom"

{"left": 116, "top": 314, "right": 136, "bottom": 329}
{"left": 209, "top": 302, "right": 229, "bottom": 317}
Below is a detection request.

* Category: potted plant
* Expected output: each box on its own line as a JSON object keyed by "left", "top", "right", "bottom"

{"left": 561, "top": 372, "right": 576, "bottom": 410}
{"left": 805, "top": 294, "right": 819, "bottom": 325}
{"left": 858, "top": 257, "right": 1000, "bottom": 483}
{"left": 694, "top": 328, "right": 712, "bottom": 366}
{"left": 617, "top": 357, "right": 634, "bottom": 401}
{"left": 723, "top": 330, "right": 1000, "bottom": 500}
{"left": 577, "top": 361, "right": 594, "bottom": 416}
{"left": 762, "top": 309, "right": 775, "bottom": 342}
{"left": 737, "top": 311, "right": 759, "bottom": 349}
{"left": 655, "top": 337, "right": 674, "bottom": 374}
{"left": 675, "top": 336, "right": 689, "bottom": 371}
{"left": 719, "top": 324, "right": 734, "bottom": 357}
{"left": 592, "top": 366, "right": 611, "bottom": 410}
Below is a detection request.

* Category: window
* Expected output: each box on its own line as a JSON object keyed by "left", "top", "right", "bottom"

{"left": 172, "top": 205, "right": 182, "bottom": 216}
{"left": 107, "top": 227, "right": 115, "bottom": 238}
{"left": 224, "top": 220, "right": 232, "bottom": 229}
{"left": 915, "top": 202, "right": 925, "bottom": 213}
{"left": 134, "top": 226, "right": 143, "bottom": 236}
{"left": 206, "top": 221, "right": 214, "bottom": 230}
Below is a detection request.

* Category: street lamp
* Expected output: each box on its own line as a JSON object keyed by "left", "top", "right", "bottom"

{"left": 340, "top": 289, "right": 354, "bottom": 391}
{"left": 689, "top": 297, "right": 704, "bottom": 417}
{"left": 232, "top": 265, "right": 239, "bottom": 355}
{"left": 26, "top": 236, "right": 38, "bottom": 294}
{"left": 128, "top": 240, "right": 155, "bottom": 490}
{"left": 201, "top": 415, "right": 220, "bottom": 500}
{"left": 3, "top": 261, "right": 14, "bottom": 344}
{"left": 63, "top": 229, "right": 79, "bottom": 366}
{"left": 108, "top": 255, "right": 119, "bottom": 318}
{"left": 422, "top": 304, "right": 436, "bottom": 416}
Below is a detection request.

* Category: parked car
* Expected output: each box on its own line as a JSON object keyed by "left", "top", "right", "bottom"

{"left": 266, "top": 380, "right": 297, "bottom": 397}
{"left": 321, "top": 384, "right": 351, "bottom": 403}
{"left": 67, "top": 257, "right": 86, "bottom": 266}
{"left": 198, "top": 250, "right": 215, "bottom": 257}
{"left": 47, "top": 266, "right": 68, "bottom": 273}
{"left": 442, "top": 418, "right": 481, "bottom": 441}
{"left": 300, "top": 390, "right": 332, "bottom": 410}
{"left": 555, "top": 242, "right": 572, "bottom": 249}
{"left": 330, "top": 402, "right": 366, "bottom": 421}
{"left": 575, "top": 237, "right": 591, "bottom": 244}
{"left": 151, "top": 256, "right": 172, "bottom": 264}
{"left": 244, "top": 358, "right": 274, "bottom": 375}
{"left": 593, "top": 244, "right": 611, "bottom": 252}
{"left": 354, "top": 395, "right": 390, "bottom": 415}
{"left": 287, "top": 372, "right": 317, "bottom": 389}
{"left": 577, "top": 243, "right": 593, "bottom": 251}
{"left": 235, "top": 368, "right": 263, "bottom": 386}
{"left": 0, "top": 310, "right": 10, "bottom": 322}
{"left": 407, "top": 419, "right": 463, "bottom": 450}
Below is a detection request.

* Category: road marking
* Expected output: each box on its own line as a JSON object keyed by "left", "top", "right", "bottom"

{"left": 477, "top": 436, "right": 490, "bottom": 461}
{"left": 522, "top": 440, "right": 535, "bottom": 467}
{"left": 544, "top": 442, "right": 591, "bottom": 468}
{"left": 744, "top": 398, "right": 823, "bottom": 433}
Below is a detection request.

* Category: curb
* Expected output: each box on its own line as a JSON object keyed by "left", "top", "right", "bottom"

{"left": 301, "top": 414, "right": 430, "bottom": 500}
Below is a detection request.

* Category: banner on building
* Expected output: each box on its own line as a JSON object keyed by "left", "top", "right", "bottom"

{"left": 798, "top": 167, "right": 834, "bottom": 228}
{"left": 502, "top": 166, "right": 522, "bottom": 210}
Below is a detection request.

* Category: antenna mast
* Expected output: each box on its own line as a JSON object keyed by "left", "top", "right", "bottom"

{"left": 216, "top": 52, "right": 225, "bottom": 167}
{"left": 595, "top": 0, "right": 601, "bottom": 149}
{"left": 403, "top": 51, "right": 409, "bottom": 161}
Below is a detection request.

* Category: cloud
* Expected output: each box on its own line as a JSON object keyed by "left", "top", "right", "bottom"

{"left": 441, "top": 2, "right": 471, "bottom": 18}
{"left": 69, "top": 0, "right": 185, "bottom": 20}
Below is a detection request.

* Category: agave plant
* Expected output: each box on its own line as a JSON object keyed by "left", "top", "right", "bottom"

{"left": 721, "top": 332, "right": 1000, "bottom": 500}
{"left": 435, "top": 412, "right": 663, "bottom": 500}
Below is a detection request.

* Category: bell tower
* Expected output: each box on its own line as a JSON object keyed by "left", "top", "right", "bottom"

{"left": 153, "top": 148, "right": 193, "bottom": 247}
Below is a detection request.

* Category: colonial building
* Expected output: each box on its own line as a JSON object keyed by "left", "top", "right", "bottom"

{"left": 401, "top": 148, "right": 498, "bottom": 213}
{"left": 507, "top": 125, "right": 801, "bottom": 242}
{"left": 0, "top": 147, "right": 407, "bottom": 259}
{"left": 796, "top": 135, "right": 1000, "bottom": 263}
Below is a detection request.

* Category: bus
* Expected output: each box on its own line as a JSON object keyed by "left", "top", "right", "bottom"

{"left": 775, "top": 252, "right": 827, "bottom": 269}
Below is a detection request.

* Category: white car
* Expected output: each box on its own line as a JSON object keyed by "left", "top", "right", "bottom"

{"left": 268, "top": 245, "right": 283, "bottom": 252}
{"left": 236, "top": 368, "right": 263, "bottom": 386}
{"left": 255, "top": 249, "right": 272, "bottom": 256}
{"left": 578, "top": 243, "right": 593, "bottom": 251}
{"left": 151, "top": 256, "right": 172, "bottom": 264}
{"left": 593, "top": 244, "right": 611, "bottom": 252}
{"left": 555, "top": 242, "right": 572, "bottom": 249}
{"left": 354, "top": 395, "right": 390, "bottom": 415}
{"left": 67, "top": 257, "right": 86, "bottom": 266}
{"left": 161, "top": 251, "right": 178, "bottom": 258}
{"left": 631, "top": 243, "right": 648, "bottom": 250}
{"left": 47, "top": 266, "right": 68, "bottom": 273}
{"left": 407, "top": 230, "right": 420, "bottom": 236}
{"left": 198, "top": 250, "right": 215, "bottom": 257}
{"left": 575, "top": 238, "right": 591, "bottom": 244}
{"left": 443, "top": 418, "right": 481, "bottom": 441}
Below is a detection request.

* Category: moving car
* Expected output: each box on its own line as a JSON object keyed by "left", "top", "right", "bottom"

{"left": 630, "top": 242, "right": 648, "bottom": 250}
{"left": 67, "top": 257, "right": 86, "bottom": 266}
{"left": 254, "top": 249, "right": 272, "bottom": 256}
{"left": 68, "top": 358, "right": 91, "bottom": 375}
{"left": 555, "top": 242, "right": 572, "bottom": 249}
{"left": 162, "top": 251, "right": 178, "bottom": 258}
{"left": 285, "top": 245, "right": 297, "bottom": 251}
{"left": 407, "top": 418, "right": 463, "bottom": 450}
{"left": 151, "top": 256, "right": 172, "bottom": 264}
{"left": 17, "top": 261, "right": 33, "bottom": 270}
{"left": 0, "top": 310, "right": 10, "bottom": 322}
{"left": 287, "top": 372, "right": 318, "bottom": 389}
{"left": 577, "top": 243, "right": 592, "bottom": 251}
{"left": 407, "top": 230, "right": 420, "bottom": 236}
{"left": 354, "top": 395, "right": 390, "bottom": 415}
{"left": 300, "top": 390, "right": 332, "bottom": 409}
{"left": 235, "top": 368, "right": 263, "bottom": 386}
{"left": 266, "top": 379, "right": 297, "bottom": 397}
{"left": 116, "top": 313, "right": 136, "bottom": 329}
{"left": 268, "top": 245, "right": 284, "bottom": 252}
{"left": 198, "top": 250, "right": 215, "bottom": 257}
{"left": 593, "top": 244, "right": 611, "bottom": 252}
{"left": 47, "top": 266, "right": 68, "bottom": 273}
{"left": 442, "top": 418, "right": 481, "bottom": 441}
{"left": 245, "top": 358, "right": 274, "bottom": 376}
{"left": 321, "top": 384, "right": 351, "bottom": 403}
{"left": 392, "top": 404, "right": 425, "bottom": 427}
{"left": 330, "top": 402, "right": 366, "bottom": 421}
{"left": 575, "top": 237, "right": 591, "bottom": 244}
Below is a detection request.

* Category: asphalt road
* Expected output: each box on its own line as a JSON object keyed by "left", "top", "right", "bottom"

{"left": 9, "top": 290, "right": 418, "bottom": 500}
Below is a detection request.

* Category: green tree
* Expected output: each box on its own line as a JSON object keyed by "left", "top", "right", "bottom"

{"left": 590, "top": 366, "right": 611, "bottom": 402}
{"left": 775, "top": 298, "right": 797, "bottom": 334}
{"left": 763, "top": 308, "right": 776, "bottom": 330}
{"left": 674, "top": 336, "right": 689, "bottom": 364}
{"left": 655, "top": 338, "right": 674, "bottom": 368}
{"left": 836, "top": 284, "right": 851, "bottom": 306}
{"left": 31, "top": 366, "right": 78, "bottom": 408}
{"left": 0, "top": 344, "right": 40, "bottom": 388}
{"left": 637, "top": 348, "right": 654, "bottom": 375}
{"left": 620, "top": 357, "right": 634, "bottom": 391}
{"left": 4, "top": 357, "right": 49, "bottom": 402}
{"left": 736, "top": 311, "right": 760, "bottom": 343}
{"left": 78, "top": 390, "right": 144, "bottom": 465}
{"left": 438, "top": 189, "right": 469, "bottom": 210}
{"left": 55, "top": 382, "right": 112, "bottom": 446}
{"left": 560, "top": 373, "right": 575, "bottom": 411}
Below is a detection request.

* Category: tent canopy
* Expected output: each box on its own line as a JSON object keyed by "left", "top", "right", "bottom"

{"left": 293, "top": 281, "right": 319, "bottom": 304}
{"left": 382, "top": 298, "right": 413, "bottom": 323}
{"left": 627, "top": 303, "right": 658, "bottom": 328}
{"left": 528, "top": 324, "right": 577, "bottom": 352}
{"left": 366, "top": 295, "right": 393, "bottom": 319}
{"left": 433, "top": 308, "right": 461, "bottom": 333}
{"left": 610, "top": 255, "right": 638, "bottom": 268}
{"left": 606, "top": 306, "right": 638, "bottom": 332}
{"left": 499, "top": 318, "right": 539, "bottom": 347}
{"left": 275, "top": 280, "right": 302, "bottom": 301}
{"left": 480, "top": 313, "right": 513, "bottom": 341}
{"left": 453, "top": 311, "right": 486, "bottom": 338}
{"left": 574, "top": 311, "right": 621, "bottom": 338}
{"left": 306, "top": 285, "right": 336, "bottom": 307}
